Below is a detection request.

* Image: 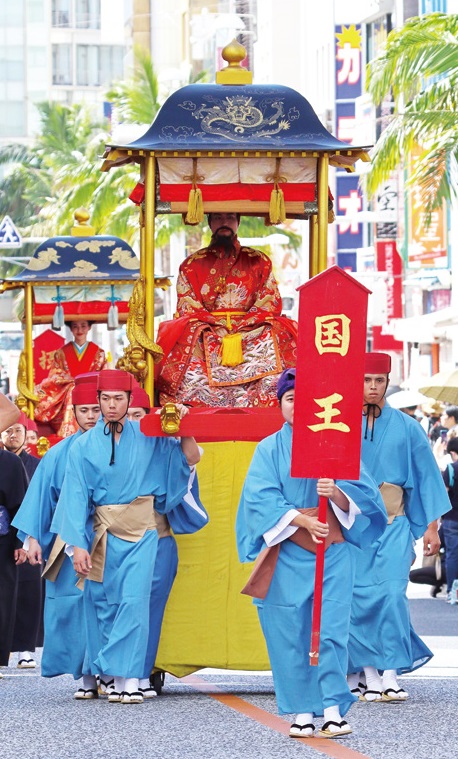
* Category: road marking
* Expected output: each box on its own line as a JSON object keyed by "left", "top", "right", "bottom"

{"left": 183, "top": 674, "right": 372, "bottom": 759}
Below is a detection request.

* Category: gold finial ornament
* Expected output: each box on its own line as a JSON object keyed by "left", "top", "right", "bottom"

{"left": 216, "top": 39, "right": 253, "bottom": 85}
{"left": 37, "top": 436, "right": 50, "bottom": 457}
{"left": 160, "top": 403, "right": 181, "bottom": 435}
{"left": 116, "top": 276, "right": 164, "bottom": 382}
{"left": 71, "top": 208, "right": 95, "bottom": 236}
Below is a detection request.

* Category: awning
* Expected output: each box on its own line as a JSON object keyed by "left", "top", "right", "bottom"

{"left": 392, "top": 306, "right": 458, "bottom": 343}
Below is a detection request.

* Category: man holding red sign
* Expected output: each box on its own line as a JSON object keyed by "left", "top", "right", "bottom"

{"left": 347, "top": 352, "right": 450, "bottom": 702}
{"left": 236, "top": 368, "right": 387, "bottom": 739}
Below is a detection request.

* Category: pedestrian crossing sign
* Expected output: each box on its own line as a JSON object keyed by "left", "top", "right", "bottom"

{"left": 0, "top": 215, "right": 22, "bottom": 248}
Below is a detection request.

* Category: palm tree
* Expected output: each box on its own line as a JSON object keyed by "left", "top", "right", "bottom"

{"left": 364, "top": 12, "right": 458, "bottom": 216}
{"left": 105, "top": 45, "right": 162, "bottom": 125}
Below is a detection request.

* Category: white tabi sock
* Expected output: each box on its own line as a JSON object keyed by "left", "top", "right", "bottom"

{"left": 347, "top": 673, "right": 361, "bottom": 691}
{"left": 290, "top": 712, "right": 314, "bottom": 736}
{"left": 382, "top": 669, "right": 408, "bottom": 697}
{"left": 114, "top": 676, "right": 125, "bottom": 694}
{"left": 82, "top": 675, "right": 97, "bottom": 690}
{"left": 124, "top": 677, "right": 139, "bottom": 694}
{"left": 294, "top": 712, "right": 314, "bottom": 726}
{"left": 323, "top": 705, "right": 344, "bottom": 733}
{"left": 139, "top": 678, "right": 150, "bottom": 689}
{"left": 363, "top": 666, "right": 383, "bottom": 699}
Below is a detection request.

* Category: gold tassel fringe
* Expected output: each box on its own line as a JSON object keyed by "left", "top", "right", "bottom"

{"left": 185, "top": 187, "right": 204, "bottom": 225}
{"left": 221, "top": 333, "right": 244, "bottom": 367}
{"left": 269, "top": 187, "right": 286, "bottom": 224}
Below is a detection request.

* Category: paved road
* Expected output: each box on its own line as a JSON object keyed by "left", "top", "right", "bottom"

{"left": 1, "top": 586, "right": 457, "bottom": 759}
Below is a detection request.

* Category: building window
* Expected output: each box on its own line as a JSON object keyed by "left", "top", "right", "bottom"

{"left": 99, "top": 46, "right": 124, "bottom": 85}
{"left": 75, "top": 0, "right": 101, "bottom": 29}
{"left": 52, "top": 44, "right": 72, "bottom": 85}
{"left": 0, "top": 46, "right": 24, "bottom": 82}
{"left": 76, "top": 45, "right": 124, "bottom": 87}
{"left": 76, "top": 45, "right": 99, "bottom": 86}
{"left": 52, "top": 0, "right": 71, "bottom": 28}
{"left": 0, "top": 101, "right": 26, "bottom": 137}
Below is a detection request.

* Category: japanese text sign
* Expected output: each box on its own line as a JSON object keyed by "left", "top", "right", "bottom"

{"left": 33, "top": 329, "right": 65, "bottom": 384}
{"left": 291, "top": 266, "right": 370, "bottom": 480}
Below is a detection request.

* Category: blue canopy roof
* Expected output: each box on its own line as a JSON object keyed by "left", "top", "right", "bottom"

{"left": 111, "top": 83, "right": 370, "bottom": 153}
{"left": 4, "top": 235, "right": 139, "bottom": 283}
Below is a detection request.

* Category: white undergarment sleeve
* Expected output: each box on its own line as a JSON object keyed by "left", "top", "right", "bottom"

{"left": 263, "top": 509, "right": 300, "bottom": 547}
{"left": 330, "top": 489, "right": 361, "bottom": 529}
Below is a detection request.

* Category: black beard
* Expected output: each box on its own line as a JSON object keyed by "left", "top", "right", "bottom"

{"left": 211, "top": 227, "right": 237, "bottom": 251}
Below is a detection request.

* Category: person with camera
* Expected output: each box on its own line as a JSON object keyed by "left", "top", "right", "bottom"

{"left": 441, "top": 437, "right": 458, "bottom": 601}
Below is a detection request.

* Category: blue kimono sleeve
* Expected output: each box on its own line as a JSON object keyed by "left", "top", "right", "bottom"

{"left": 149, "top": 439, "right": 193, "bottom": 515}
{"left": 336, "top": 461, "right": 388, "bottom": 549}
{"left": 166, "top": 468, "right": 209, "bottom": 534}
{"left": 51, "top": 444, "right": 93, "bottom": 552}
{"left": 12, "top": 449, "right": 62, "bottom": 558}
{"left": 405, "top": 422, "right": 451, "bottom": 539}
{"left": 236, "top": 437, "right": 298, "bottom": 563}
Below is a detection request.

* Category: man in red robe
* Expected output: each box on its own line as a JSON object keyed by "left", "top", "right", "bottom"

{"left": 156, "top": 213, "right": 298, "bottom": 407}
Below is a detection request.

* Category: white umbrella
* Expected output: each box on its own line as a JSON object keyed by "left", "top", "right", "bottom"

{"left": 419, "top": 369, "right": 458, "bottom": 406}
{"left": 386, "top": 389, "right": 430, "bottom": 410}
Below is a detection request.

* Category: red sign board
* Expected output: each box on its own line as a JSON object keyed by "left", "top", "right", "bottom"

{"left": 376, "top": 240, "right": 403, "bottom": 319}
{"left": 291, "top": 266, "right": 370, "bottom": 480}
{"left": 33, "top": 329, "right": 65, "bottom": 384}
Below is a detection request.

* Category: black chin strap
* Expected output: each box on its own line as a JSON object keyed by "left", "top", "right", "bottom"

{"left": 102, "top": 401, "right": 129, "bottom": 465}
{"left": 363, "top": 403, "right": 382, "bottom": 441}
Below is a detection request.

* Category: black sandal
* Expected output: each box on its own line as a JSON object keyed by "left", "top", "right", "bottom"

{"left": 74, "top": 688, "right": 98, "bottom": 700}
{"left": 362, "top": 689, "right": 384, "bottom": 701}
{"left": 289, "top": 722, "right": 315, "bottom": 737}
{"left": 319, "top": 720, "right": 352, "bottom": 738}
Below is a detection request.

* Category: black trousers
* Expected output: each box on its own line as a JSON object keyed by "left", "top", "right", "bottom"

{"left": 0, "top": 531, "right": 18, "bottom": 665}
{"left": 11, "top": 561, "right": 43, "bottom": 652}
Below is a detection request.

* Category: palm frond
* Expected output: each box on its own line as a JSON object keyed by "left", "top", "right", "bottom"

{"left": 367, "top": 13, "right": 458, "bottom": 103}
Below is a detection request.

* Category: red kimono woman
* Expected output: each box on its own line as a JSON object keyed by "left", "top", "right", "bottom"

{"left": 35, "top": 320, "right": 106, "bottom": 436}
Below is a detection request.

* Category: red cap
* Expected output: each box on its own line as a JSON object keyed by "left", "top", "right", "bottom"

{"left": 130, "top": 385, "right": 151, "bottom": 411}
{"left": 17, "top": 411, "right": 28, "bottom": 429}
{"left": 97, "top": 369, "right": 134, "bottom": 393}
{"left": 365, "top": 352, "right": 391, "bottom": 374}
{"left": 72, "top": 373, "right": 99, "bottom": 406}
{"left": 26, "top": 418, "right": 38, "bottom": 432}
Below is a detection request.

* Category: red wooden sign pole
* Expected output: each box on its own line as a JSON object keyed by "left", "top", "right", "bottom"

{"left": 309, "top": 494, "right": 328, "bottom": 666}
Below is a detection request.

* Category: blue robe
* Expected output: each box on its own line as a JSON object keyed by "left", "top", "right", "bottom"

{"left": 52, "top": 418, "right": 192, "bottom": 679}
{"left": 13, "top": 432, "right": 88, "bottom": 678}
{"left": 348, "top": 405, "right": 451, "bottom": 674}
{"left": 236, "top": 422, "right": 387, "bottom": 716}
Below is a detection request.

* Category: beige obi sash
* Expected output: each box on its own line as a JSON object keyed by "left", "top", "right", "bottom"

{"left": 42, "top": 535, "right": 66, "bottom": 582}
{"left": 379, "top": 482, "right": 405, "bottom": 524}
{"left": 80, "top": 495, "right": 156, "bottom": 587}
{"left": 155, "top": 511, "right": 171, "bottom": 538}
{"left": 43, "top": 499, "right": 167, "bottom": 585}
{"left": 241, "top": 505, "right": 344, "bottom": 600}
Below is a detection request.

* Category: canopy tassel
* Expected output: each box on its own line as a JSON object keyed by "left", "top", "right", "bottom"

{"left": 185, "top": 158, "right": 204, "bottom": 225}
{"left": 267, "top": 158, "right": 286, "bottom": 224}
{"left": 52, "top": 286, "right": 65, "bottom": 330}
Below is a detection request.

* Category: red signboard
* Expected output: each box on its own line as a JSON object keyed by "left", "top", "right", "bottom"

{"left": 376, "top": 240, "right": 403, "bottom": 320}
{"left": 291, "top": 266, "right": 370, "bottom": 480}
{"left": 33, "top": 329, "right": 65, "bottom": 384}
